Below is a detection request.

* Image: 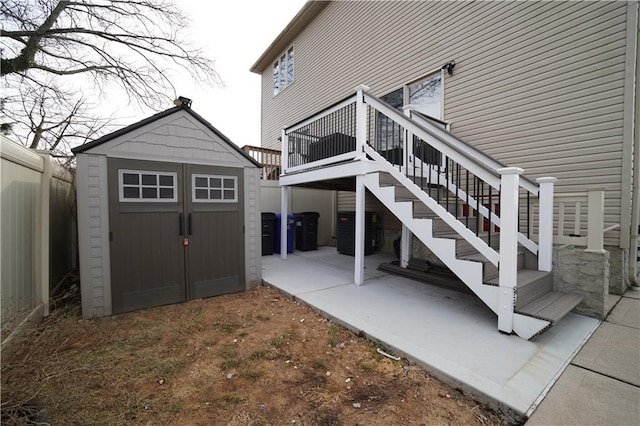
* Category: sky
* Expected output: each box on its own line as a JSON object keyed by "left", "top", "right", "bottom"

{"left": 167, "top": 0, "right": 307, "bottom": 148}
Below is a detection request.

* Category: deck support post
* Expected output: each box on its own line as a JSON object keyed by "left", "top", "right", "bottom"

{"left": 497, "top": 167, "right": 524, "bottom": 334}
{"left": 536, "top": 177, "right": 557, "bottom": 271}
{"left": 280, "top": 185, "right": 289, "bottom": 260}
{"left": 586, "top": 186, "right": 606, "bottom": 253}
{"left": 280, "top": 128, "right": 289, "bottom": 260}
{"left": 355, "top": 174, "right": 365, "bottom": 285}
{"left": 401, "top": 225, "right": 411, "bottom": 268}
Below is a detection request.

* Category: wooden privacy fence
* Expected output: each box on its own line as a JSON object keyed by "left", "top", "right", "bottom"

{"left": 1, "top": 135, "right": 76, "bottom": 352}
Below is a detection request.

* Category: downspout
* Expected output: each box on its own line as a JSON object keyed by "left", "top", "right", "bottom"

{"left": 630, "top": 5, "right": 640, "bottom": 286}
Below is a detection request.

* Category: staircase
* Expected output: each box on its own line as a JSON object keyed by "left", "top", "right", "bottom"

{"left": 366, "top": 170, "right": 583, "bottom": 339}
{"left": 280, "top": 85, "right": 584, "bottom": 339}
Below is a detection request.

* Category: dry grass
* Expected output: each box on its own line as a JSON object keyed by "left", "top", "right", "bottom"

{"left": 1, "top": 285, "right": 514, "bottom": 425}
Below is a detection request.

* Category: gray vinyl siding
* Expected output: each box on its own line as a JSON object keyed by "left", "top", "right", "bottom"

{"left": 259, "top": 1, "right": 633, "bottom": 246}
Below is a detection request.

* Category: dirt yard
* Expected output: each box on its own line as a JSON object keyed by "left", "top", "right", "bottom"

{"left": 1, "top": 285, "right": 511, "bottom": 425}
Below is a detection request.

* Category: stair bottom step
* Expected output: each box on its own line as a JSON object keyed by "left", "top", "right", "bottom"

{"left": 377, "top": 261, "right": 473, "bottom": 295}
{"left": 516, "top": 291, "right": 583, "bottom": 323}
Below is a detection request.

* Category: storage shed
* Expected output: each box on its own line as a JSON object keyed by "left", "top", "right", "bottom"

{"left": 73, "top": 101, "right": 262, "bottom": 318}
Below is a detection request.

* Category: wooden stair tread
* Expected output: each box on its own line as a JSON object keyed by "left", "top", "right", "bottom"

{"left": 485, "top": 269, "right": 548, "bottom": 286}
{"left": 516, "top": 291, "right": 583, "bottom": 323}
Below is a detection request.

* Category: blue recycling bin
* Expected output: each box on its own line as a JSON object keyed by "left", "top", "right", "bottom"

{"left": 275, "top": 214, "right": 295, "bottom": 254}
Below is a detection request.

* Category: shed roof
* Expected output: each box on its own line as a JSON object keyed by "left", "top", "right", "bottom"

{"left": 249, "top": 1, "right": 330, "bottom": 74}
{"left": 72, "top": 105, "right": 261, "bottom": 168}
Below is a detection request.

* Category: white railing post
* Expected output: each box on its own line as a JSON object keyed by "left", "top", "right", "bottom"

{"left": 403, "top": 105, "right": 415, "bottom": 171}
{"left": 536, "top": 177, "right": 557, "bottom": 272}
{"left": 280, "top": 185, "right": 289, "bottom": 260}
{"left": 586, "top": 186, "right": 606, "bottom": 253}
{"left": 354, "top": 84, "right": 370, "bottom": 161}
{"left": 497, "top": 167, "right": 524, "bottom": 334}
{"left": 354, "top": 174, "right": 365, "bottom": 285}
{"left": 281, "top": 129, "right": 288, "bottom": 174}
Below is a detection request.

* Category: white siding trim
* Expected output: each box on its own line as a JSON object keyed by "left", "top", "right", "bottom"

{"left": 78, "top": 154, "right": 112, "bottom": 318}
{"left": 76, "top": 154, "right": 94, "bottom": 318}
{"left": 620, "top": 1, "right": 639, "bottom": 249}
{"left": 244, "top": 167, "right": 262, "bottom": 285}
{"left": 98, "top": 155, "right": 112, "bottom": 316}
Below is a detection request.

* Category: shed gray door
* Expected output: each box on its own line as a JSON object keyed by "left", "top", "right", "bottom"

{"left": 185, "top": 164, "right": 244, "bottom": 299}
{"left": 108, "top": 159, "right": 244, "bottom": 314}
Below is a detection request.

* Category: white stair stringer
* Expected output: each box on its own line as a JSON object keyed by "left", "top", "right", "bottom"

{"left": 365, "top": 145, "right": 499, "bottom": 267}
{"left": 364, "top": 173, "right": 499, "bottom": 314}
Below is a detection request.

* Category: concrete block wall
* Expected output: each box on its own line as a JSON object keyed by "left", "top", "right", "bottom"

{"left": 553, "top": 246, "right": 609, "bottom": 319}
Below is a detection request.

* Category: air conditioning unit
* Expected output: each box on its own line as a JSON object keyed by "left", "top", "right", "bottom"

{"left": 336, "top": 211, "right": 379, "bottom": 256}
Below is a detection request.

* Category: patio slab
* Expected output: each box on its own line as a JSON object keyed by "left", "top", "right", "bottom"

{"left": 607, "top": 297, "right": 640, "bottom": 329}
{"left": 262, "top": 247, "right": 600, "bottom": 417}
{"left": 624, "top": 286, "right": 640, "bottom": 300}
{"left": 572, "top": 321, "right": 640, "bottom": 387}
{"left": 525, "top": 365, "right": 640, "bottom": 426}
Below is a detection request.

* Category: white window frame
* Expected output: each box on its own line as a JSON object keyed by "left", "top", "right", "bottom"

{"left": 273, "top": 46, "right": 294, "bottom": 95}
{"left": 118, "top": 169, "right": 178, "bottom": 202}
{"left": 406, "top": 70, "right": 444, "bottom": 120}
{"left": 192, "top": 174, "right": 238, "bottom": 203}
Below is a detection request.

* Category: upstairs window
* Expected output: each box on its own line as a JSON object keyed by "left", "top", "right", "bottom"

{"left": 273, "top": 46, "right": 294, "bottom": 95}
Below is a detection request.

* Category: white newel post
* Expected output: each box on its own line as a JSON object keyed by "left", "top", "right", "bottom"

{"left": 280, "top": 185, "right": 289, "bottom": 260}
{"left": 355, "top": 174, "right": 365, "bottom": 285}
{"left": 354, "top": 84, "right": 370, "bottom": 161}
{"left": 586, "top": 186, "right": 606, "bottom": 253}
{"left": 497, "top": 167, "right": 524, "bottom": 334}
{"left": 536, "top": 177, "right": 557, "bottom": 272}
{"left": 402, "top": 105, "right": 415, "bottom": 168}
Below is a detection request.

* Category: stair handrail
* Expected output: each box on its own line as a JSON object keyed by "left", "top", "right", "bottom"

{"left": 363, "top": 91, "right": 538, "bottom": 195}
{"left": 360, "top": 87, "right": 556, "bottom": 273}
{"left": 407, "top": 108, "right": 537, "bottom": 195}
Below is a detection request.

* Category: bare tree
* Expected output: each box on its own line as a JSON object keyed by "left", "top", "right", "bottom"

{"left": 2, "top": 78, "right": 114, "bottom": 154}
{"left": 1, "top": 0, "right": 221, "bottom": 151}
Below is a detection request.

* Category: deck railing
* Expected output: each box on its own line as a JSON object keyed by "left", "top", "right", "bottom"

{"left": 527, "top": 187, "right": 618, "bottom": 252}
{"left": 242, "top": 145, "right": 281, "bottom": 180}
{"left": 282, "top": 85, "right": 559, "bottom": 334}
{"left": 281, "top": 86, "right": 554, "bottom": 269}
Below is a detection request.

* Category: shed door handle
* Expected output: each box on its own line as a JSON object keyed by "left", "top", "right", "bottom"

{"left": 179, "top": 213, "right": 184, "bottom": 236}
{"left": 188, "top": 213, "right": 193, "bottom": 235}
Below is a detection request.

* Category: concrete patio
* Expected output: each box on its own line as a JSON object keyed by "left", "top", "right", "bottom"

{"left": 261, "top": 247, "right": 600, "bottom": 419}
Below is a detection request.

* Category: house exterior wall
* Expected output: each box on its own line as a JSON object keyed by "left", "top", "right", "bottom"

{"left": 258, "top": 1, "right": 637, "bottom": 248}
{"left": 261, "top": 180, "right": 335, "bottom": 247}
